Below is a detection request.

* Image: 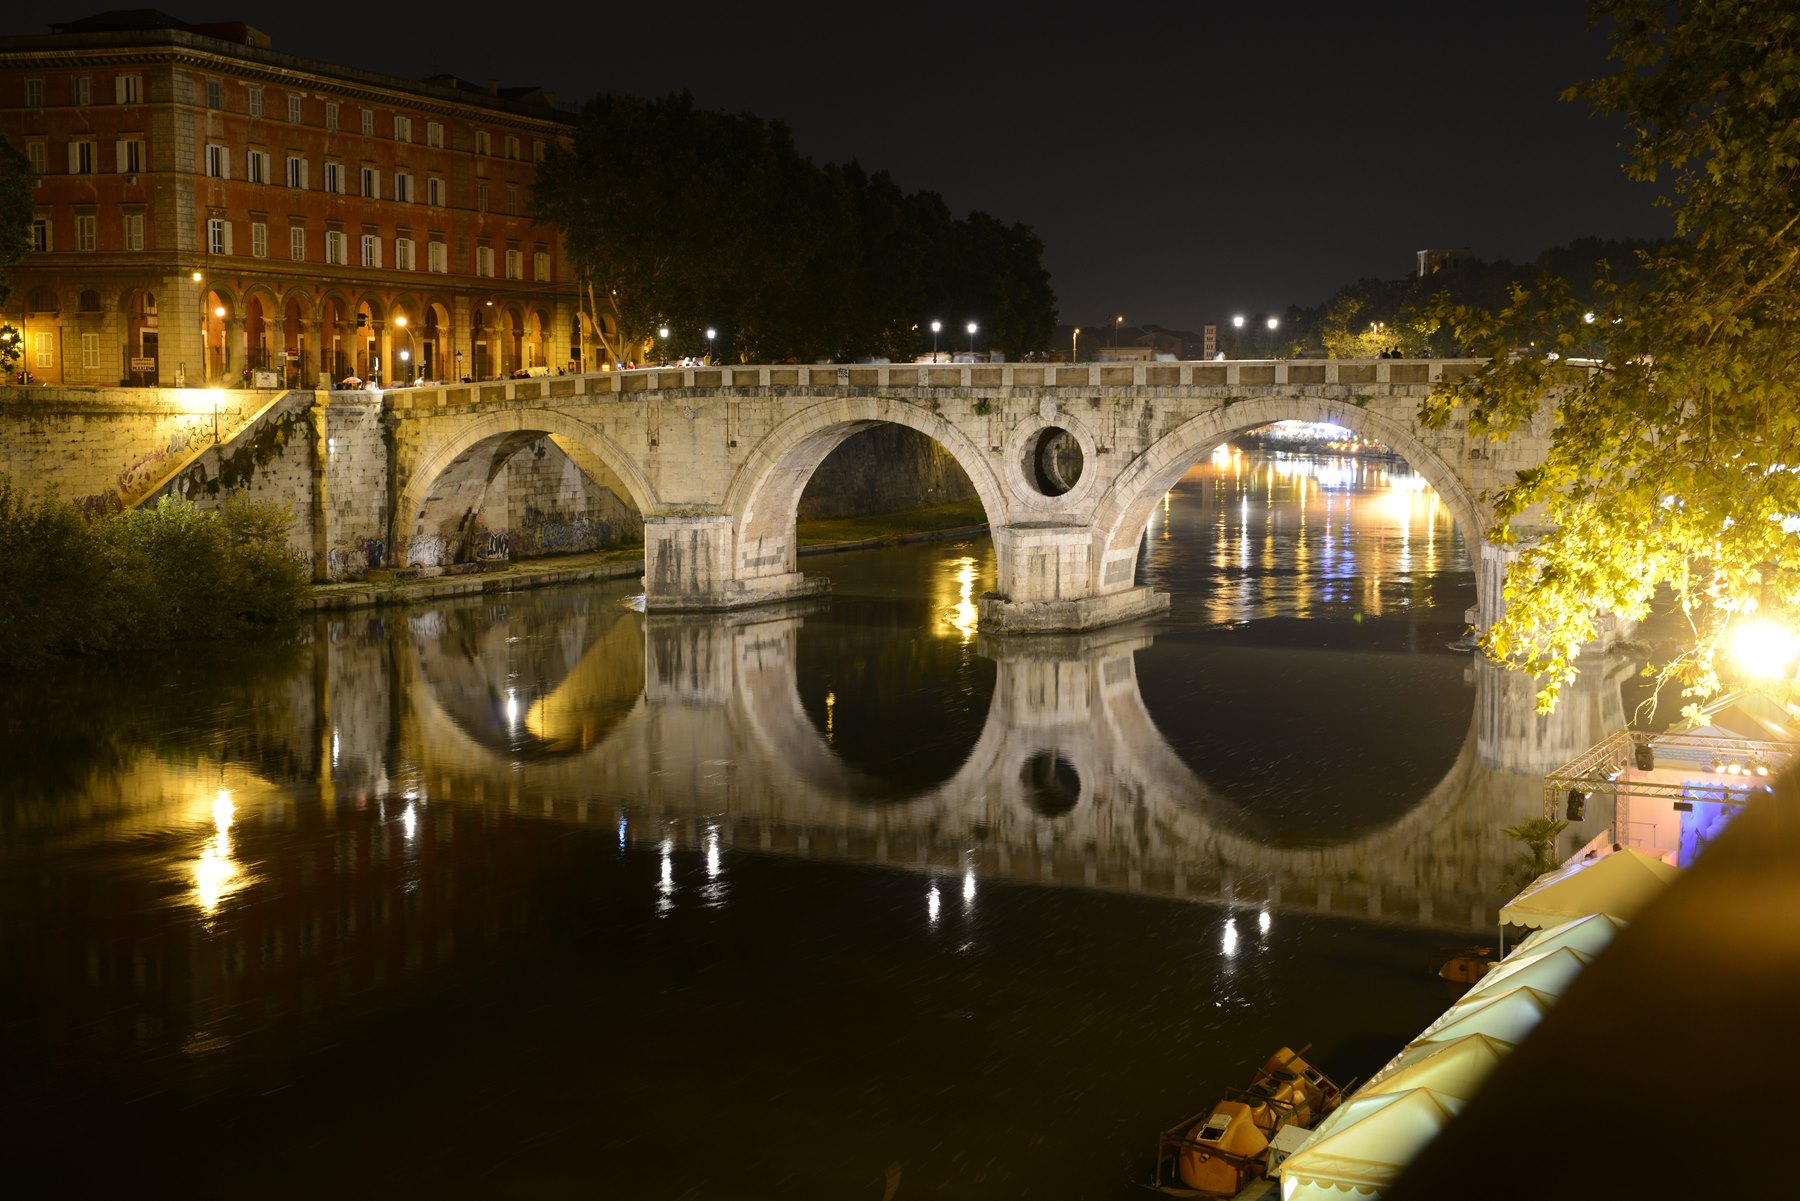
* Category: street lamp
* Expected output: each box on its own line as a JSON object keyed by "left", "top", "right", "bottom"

{"left": 1072, "top": 327, "right": 1080, "bottom": 362}
{"left": 658, "top": 326, "right": 669, "bottom": 364}
{"left": 1265, "top": 316, "right": 1279, "bottom": 359}
{"left": 966, "top": 321, "right": 978, "bottom": 357}
{"left": 1114, "top": 314, "right": 1122, "bottom": 348}
{"left": 394, "top": 314, "right": 413, "bottom": 381}
{"left": 705, "top": 327, "right": 716, "bottom": 363}
{"left": 930, "top": 319, "right": 941, "bottom": 363}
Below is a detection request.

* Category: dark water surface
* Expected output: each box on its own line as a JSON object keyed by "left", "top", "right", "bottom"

{"left": 0, "top": 450, "right": 1631, "bottom": 1198}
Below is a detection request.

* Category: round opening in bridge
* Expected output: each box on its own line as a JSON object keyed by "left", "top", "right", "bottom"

{"left": 1020, "top": 750, "right": 1081, "bottom": 818}
{"left": 1026, "top": 426, "right": 1083, "bottom": 497}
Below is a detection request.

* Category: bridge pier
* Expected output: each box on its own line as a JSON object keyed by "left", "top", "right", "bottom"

{"left": 642, "top": 515, "right": 829, "bottom": 612}
{"left": 977, "top": 523, "right": 1170, "bottom": 633}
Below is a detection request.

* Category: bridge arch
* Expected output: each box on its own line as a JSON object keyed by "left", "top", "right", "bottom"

{"left": 396, "top": 408, "right": 658, "bottom": 568}
{"left": 1090, "top": 394, "right": 1487, "bottom": 610}
{"left": 722, "top": 396, "right": 1011, "bottom": 586}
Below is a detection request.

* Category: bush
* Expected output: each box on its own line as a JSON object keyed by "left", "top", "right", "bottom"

{"left": 0, "top": 477, "right": 307, "bottom": 666}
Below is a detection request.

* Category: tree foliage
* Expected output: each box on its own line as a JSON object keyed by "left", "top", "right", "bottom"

{"left": 533, "top": 92, "right": 1057, "bottom": 365}
{"left": 1418, "top": 0, "right": 1800, "bottom": 713}
{"left": 0, "top": 134, "right": 34, "bottom": 332}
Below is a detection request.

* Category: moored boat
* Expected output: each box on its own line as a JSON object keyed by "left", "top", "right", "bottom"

{"left": 1145, "top": 1046, "right": 1349, "bottom": 1198}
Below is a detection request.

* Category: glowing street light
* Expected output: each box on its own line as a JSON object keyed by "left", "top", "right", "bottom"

{"left": 966, "top": 321, "right": 978, "bottom": 356}
{"left": 930, "top": 319, "right": 942, "bottom": 363}
{"left": 1071, "top": 326, "right": 1080, "bottom": 362}
{"left": 1114, "top": 313, "right": 1123, "bottom": 348}
{"left": 706, "top": 327, "right": 716, "bottom": 363}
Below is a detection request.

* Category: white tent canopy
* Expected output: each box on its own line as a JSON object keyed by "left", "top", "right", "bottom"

{"left": 1359, "top": 1032, "right": 1514, "bottom": 1104}
{"left": 1278, "top": 1087, "right": 1464, "bottom": 1199}
{"left": 1462, "top": 945, "right": 1594, "bottom": 1004}
{"left": 1513, "top": 912, "right": 1627, "bottom": 960}
{"left": 1499, "top": 847, "right": 1680, "bottom": 931}
{"left": 1420, "top": 985, "right": 1558, "bottom": 1046}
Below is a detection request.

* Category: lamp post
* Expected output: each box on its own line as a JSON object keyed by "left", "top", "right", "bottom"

{"left": 930, "top": 319, "right": 941, "bottom": 363}
{"left": 966, "top": 321, "right": 978, "bottom": 358}
{"left": 1113, "top": 314, "right": 1122, "bottom": 348}
{"left": 705, "top": 327, "right": 716, "bottom": 364}
{"left": 394, "top": 314, "right": 413, "bottom": 381}
{"left": 1265, "top": 315, "right": 1279, "bottom": 359}
{"left": 1071, "top": 326, "right": 1080, "bottom": 362}
{"left": 658, "top": 326, "right": 669, "bottom": 365}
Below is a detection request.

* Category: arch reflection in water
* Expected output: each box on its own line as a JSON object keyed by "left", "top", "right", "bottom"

{"left": 344, "top": 593, "right": 1632, "bottom": 934}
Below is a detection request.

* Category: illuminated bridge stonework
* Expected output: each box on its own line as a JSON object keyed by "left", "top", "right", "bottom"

{"left": 326, "top": 358, "right": 1549, "bottom": 632}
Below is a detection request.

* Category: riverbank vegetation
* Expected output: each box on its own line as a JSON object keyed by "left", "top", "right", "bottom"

{"left": 0, "top": 478, "right": 308, "bottom": 667}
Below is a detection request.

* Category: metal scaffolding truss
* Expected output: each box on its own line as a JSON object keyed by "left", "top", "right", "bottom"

{"left": 1541, "top": 728, "right": 1793, "bottom": 820}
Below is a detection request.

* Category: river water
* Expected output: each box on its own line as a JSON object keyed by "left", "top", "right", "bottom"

{"left": 0, "top": 448, "right": 1630, "bottom": 1199}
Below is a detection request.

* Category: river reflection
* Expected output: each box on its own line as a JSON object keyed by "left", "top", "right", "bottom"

{"left": 0, "top": 451, "right": 1638, "bottom": 1198}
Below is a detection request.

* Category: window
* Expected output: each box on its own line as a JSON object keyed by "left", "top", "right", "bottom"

{"left": 395, "top": 237, "right": 414, "bottom": 270}
{"left": 360, "top": 108, "right": 374, "bottom": 136}
{"left": 427, "top": 176, "right": 444, "bottom": 207}
{"left": 35, "top": 332, "right": 54, "bottom": 369}
{"left": 125, "top": 212, "right": 144, "bottom": 250}
{"left": 116, "top": 138, "right": 144, "bottom": 173}
{"left": 79, "top": 333, "right": 101, "bottom": 370}
{"left": 324, "top": 161, "right": 345, "bottom": 193}
{"left": 533, "top": 250, "right": 550, "bottom": 282}
{"left": 475, "top": 245, "right": 494, "bottom": 277}
{"left": 290, "top": 225, "right": 306, "bottom": 261}
{"left": 427, "top": 121, "right": 443, "bottom": 148}
{"left": 428, "top": 239, "right": 446, "bottom": 273}
{"left": 506, "top": 186, "right": 518, "bottom": 216}
{"left": 68, "top": 141, "right": 96, "bottom": 174}
{"left": 393, "top": 115, "right": 412, "bottom": 142}
{"left": 474, "top": 129, "right": 490, "bottom": 156}
{"left": 206, "top": 79, "right": 221, "bottom": 110}
{"left": 393, "top": 172, "right": 412, "bottom": 203}
{"left": 30, "top": 219, "right": 49, "bottom": 252}
{"left": 207, "top": 218, "right": 232, "bottom": 255}
{"left": 24, "top": 78, "right": 43, "bottom": 107}
{"left": 247, "top": 85, "right": 264, "bottom": 117}
{"left": 359, "top": 233, "right": 381, "bottom": 268}
{"left": 325, "top": 230, "right": 347, "bottom": 265}
{"left": 206, "top": 143, "right": 229, "bottom": 178}
{"left": 251, "top": 221, "right": 267, "bottom": 258}
{"left": 247, "top": 149, "right": 269, "bottom": 184}
{"left": 325, "top": 101, "right": 339, "bottom": 131}
{"left": 286, "top": 156, "right": 308, "bottom": 189}
{"left": 26, "top": 141, "right": 46, "bottom": 176}
{"left": 360, "top": 167, "right": 379, "bottom": 199}
{"left": 288, "top": 93, "right": 302, "bottom": 123}
{"left": 533, "top": 139, "right": 546, "bottom": 163}
{"left": 476, "top": 182, "right": 488, "bottom": 212}
{"left": 73, "top": 77, "right": 92, "bottom": 106}
{"left": 505, "top": 248, "right": 523, "bottom": 279}
{"left": 75, "top": 214, "right": 96, "bottom": 251}
{"left": 505, "top": 134, "right": 521, "bottom": 160}
{"left": 116, "top": 74, "right": 142, "bottom": 104}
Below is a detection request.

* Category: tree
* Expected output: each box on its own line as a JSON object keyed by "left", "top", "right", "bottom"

{"left": 0, "top": 134, "right": 33, "bottom": 373}
{"left": 1420, "top": 0, "right": 1800, "bottom": 713}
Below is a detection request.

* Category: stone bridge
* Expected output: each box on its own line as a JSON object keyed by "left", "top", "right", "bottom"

{"left": 313, "top": 358, "right": 1547, "bottom": 632}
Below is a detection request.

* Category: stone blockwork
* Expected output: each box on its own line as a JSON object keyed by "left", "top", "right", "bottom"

{"left": 382, "top": 359, "right": 1552, "bottom": 631}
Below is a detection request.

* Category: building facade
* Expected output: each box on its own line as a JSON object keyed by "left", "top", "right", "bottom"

{"left": 0, "top": 13, "right": 578, "bottom": 388}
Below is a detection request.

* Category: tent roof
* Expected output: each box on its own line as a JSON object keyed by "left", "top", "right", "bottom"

{"left": 1361, "top": 1033, "right": 1514, "bottom": 1103}
{"left": 1499, "top": 847, "right": 1679, "bottom": 930}
{"left": 1421, "top": 985, "right": 1557, "bottom": 1046}
{"left": 1280, "top": 1088, "right": 1464, "bottom": 1191}
{"left": 1513, "top": 912, "right": 1627, "bottom": 960}
{"left": 1463, "top": 945, "right": 1594, "bottom": 1004}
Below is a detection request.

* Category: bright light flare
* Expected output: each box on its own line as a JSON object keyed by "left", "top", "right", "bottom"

{"left": 1729, "top": 619, "right": 1800, "bottom": 680}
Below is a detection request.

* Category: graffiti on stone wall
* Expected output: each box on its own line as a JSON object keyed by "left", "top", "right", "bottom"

{"left": 325, "top": 536, "right": 386, "bottom": 579}
{"left": 521, "top": 519, "right": 611, "bottom": 555}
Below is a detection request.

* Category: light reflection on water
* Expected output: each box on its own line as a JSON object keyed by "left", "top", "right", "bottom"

{"left": 0, "top": 450, "right": 1634, "bottom": 1198}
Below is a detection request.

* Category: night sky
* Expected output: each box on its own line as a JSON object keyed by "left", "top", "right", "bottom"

{"left": 23, "top": 1, "right": 1672, "bottom": 332}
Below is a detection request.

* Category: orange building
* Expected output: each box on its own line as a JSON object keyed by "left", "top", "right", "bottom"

{"left": 0, "top": 11, "right": 578, "bottom": 388}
